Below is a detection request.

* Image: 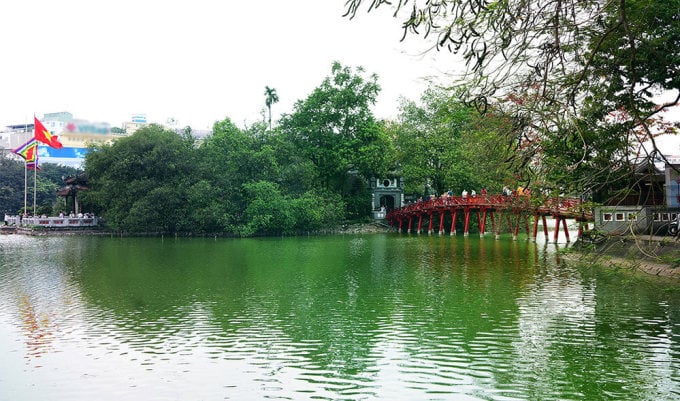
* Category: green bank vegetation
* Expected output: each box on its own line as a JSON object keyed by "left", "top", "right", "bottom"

{"left": 78, "top": 63, "right": 515, "bottom": 235}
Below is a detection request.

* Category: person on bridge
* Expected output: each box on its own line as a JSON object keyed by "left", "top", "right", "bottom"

{"left": 462, "top": 190, "right": 468, "bottom": 201}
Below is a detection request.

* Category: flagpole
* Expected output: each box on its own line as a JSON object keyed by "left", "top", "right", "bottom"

{"left": 31, "top": 115, "right": 35, "bottom": 217}
{"left": 23, "top": 161, "right": 27, "bottom": 217}
{"left": 33, "top": 160, "right": 37, "bottom": 216}
{"left": 32, "top": 114, "right": 37, "bottom": 217}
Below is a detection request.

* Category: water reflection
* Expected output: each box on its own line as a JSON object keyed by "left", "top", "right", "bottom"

{"left": 0, "top": 236, "right": 82, "bottom": 367}
{"left": 0, "top": 235, "right": 679, "bottom": 400}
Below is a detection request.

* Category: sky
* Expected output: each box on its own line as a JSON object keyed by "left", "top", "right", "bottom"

{"left": 0, "top": 0, "right": 460, "bottom": 130}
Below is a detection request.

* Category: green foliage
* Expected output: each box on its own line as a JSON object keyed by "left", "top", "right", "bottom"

{"left": 71, "top": 59, "right": 562, "bottom": 235}
{"left": 82, "top": 124, "right": 197, "bottom": 233}
{"left": 393, "top": 88, "right": 515, "bottom": 196}
{"left": 185, "top": 180, "right": 232, "bottom": 233}
{"left": 280, "top": 62, "right": 386, "bottom": 190}
{"left": 347, "top": 0, "right": 680, "bottom": 202}
{"left": 0, "top": 156, "right": 26, "bottom": 215}
{"left": 342, "top": 175, "right": 372, "bottom": 220}
{"left": 79, "top": 66, "right": 385, "bottom": 236}
{"left": 239, "top": 181, "right": 295, "bottom": 236}
{"left": 268, "top": 135, "right": 319, "bottom": 196}
{"left": 0, "top": 154, "right": 77, "bottom": 216}
{"left": 237, "top": 182, "right": 347, "bottom": 236}
{"left": 264, "top": 86, "right": 279, "bottom": 130}
{"left": 197, "top": 117, "right": 283, "bottom": 229}
{"left": 292, "top": 190, "right": 346, "bottom": 231}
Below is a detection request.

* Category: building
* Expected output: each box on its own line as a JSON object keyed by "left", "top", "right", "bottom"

{"left": 122, "top": 113, "right": 148, "bottom": 135}
{"left": 369, "top": 176, "right": 404, "bottom": 219}
{"left": 594, "top": 158, "right": 679, "bottom": 235}
{"left": 1, "top": 112, "right": 124, "bottom": 168}
{"left": 0, "top": 123, "right": 33, "bottom": 150}
{"left": 2, "top": 112, "right": 211, "bottom": 168}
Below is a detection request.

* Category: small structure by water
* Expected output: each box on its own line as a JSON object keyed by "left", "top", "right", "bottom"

{"left": 57, "top": 173, "right": 89, "bottom": 216}
{"left": 369, "top": 176, "right": 404, "bottom": 220}
{"left": 594, "top": 158, "right": 679, "bottom": 235}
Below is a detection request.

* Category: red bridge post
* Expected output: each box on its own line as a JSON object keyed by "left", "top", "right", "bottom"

{"left": 479, "top": 208, "right": 488, "bottom": 237}
{"left": 463, "top": 207, "right": 471, "bottom": 236}
{"left": 438, "top": 210, "right": 445, "bottom": 235}
{"left": 553, "top": 216, "right": 561, "bottom": 243}
{"left": 562, "top": 217, "right": 570, "bottom": 242}
{"left": 512, "top": 210, "right": 520, "bottom": 241}
{"left": 491, "top": 211, "right": 499, "bottom": 239}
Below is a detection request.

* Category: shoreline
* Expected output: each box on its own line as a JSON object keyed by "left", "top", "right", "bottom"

{"left": 570, "top": 236, "right": 680, "bottom": 281}
{"left": 3, "top": 221, "right": 397, "bottom": 237}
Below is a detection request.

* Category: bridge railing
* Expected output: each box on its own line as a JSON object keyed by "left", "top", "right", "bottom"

{"left": 387, "top": 194, "right": 591, "bottom": 221}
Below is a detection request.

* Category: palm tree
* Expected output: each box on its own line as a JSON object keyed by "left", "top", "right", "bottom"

{"left": 264, "top": 86, "right": 279, "bottom": 131}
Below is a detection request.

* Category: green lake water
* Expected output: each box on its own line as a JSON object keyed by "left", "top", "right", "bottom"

{"left": 0, "top": 234, "right": 679, "bottom": 401}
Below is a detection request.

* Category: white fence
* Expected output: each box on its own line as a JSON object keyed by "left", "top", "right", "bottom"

{"left": 4, "top": 215, "right": 99, "bottom": 228}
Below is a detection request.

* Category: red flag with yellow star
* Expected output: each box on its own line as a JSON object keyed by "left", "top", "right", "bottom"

{"left": 34, "top": 116, "right": 63, "bottom": 149}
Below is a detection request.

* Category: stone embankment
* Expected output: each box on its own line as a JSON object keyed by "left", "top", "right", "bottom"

{"left": 573, "top": 235, "right": 680, "bottom": 281}
{"left": 338, "top": 222, "right": 396, "bottom": 234}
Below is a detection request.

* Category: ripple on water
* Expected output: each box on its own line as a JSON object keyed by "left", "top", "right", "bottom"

{"left": 2, "top": 235, "right": 680, "bottom": 401}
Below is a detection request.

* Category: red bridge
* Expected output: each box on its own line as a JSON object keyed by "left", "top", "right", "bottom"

{"left": 385, "top": 194, "right": 594, "bottom": 242}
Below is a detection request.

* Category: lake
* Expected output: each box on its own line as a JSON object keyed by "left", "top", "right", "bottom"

{"left": 1, "top": 234, "right": 679, "bottom": 400}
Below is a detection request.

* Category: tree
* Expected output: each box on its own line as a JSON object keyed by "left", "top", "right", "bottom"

{"left": 196, "top": 117, "right": 284, "bottom": 230}
{"left": 0, "top": 154, "right": 77, "bottom": 217}
{"left": 279, "top": 62, "right": 393, "bottom": 219}
{"left": 238, "top": 181, "right": 295, "bottom": 236}
{"left": 346, "top": 0, "right": 680, "bottom": 198}
{"left": 395, "top": 89, "right": 470, "bottom": 196}
{"left": 264, "top": 85, "right": 279, "bottom": 131}
{"left": 291, "top": 189, "right": 346, "bottom": 232}
{"left": 280, "top": 62, "right": 385, "bottom": 190}
{"left": 393, "top": 88, "right": 514, "bottom": 196}
{"left": 0, "top": 155, "right": 26, "bottom": 216}
{"left": 82, "top": 124, "right": 198, "bottom": 233}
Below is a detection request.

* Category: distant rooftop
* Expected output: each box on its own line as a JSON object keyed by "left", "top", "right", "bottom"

{"left": 3, "top": 124, "right": 34, "bottom": 130}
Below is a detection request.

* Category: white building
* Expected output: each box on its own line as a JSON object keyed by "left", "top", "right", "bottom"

{"left": 2, "top": 112, "right": 212, "bottom": 168}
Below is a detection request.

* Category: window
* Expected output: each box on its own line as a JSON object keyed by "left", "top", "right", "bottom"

{"left": 627, "top": 213, "right": 637, "bottom": 221}
{"left": 615, "top": 213, "right": 625, "bottom": 221}
{"left": 603, "top": 213, "right": 613, "bottom": 221}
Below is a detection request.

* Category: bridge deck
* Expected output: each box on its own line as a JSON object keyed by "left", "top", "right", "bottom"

{"left": 386, "top": 194, "right": 593, "bottom": 241}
